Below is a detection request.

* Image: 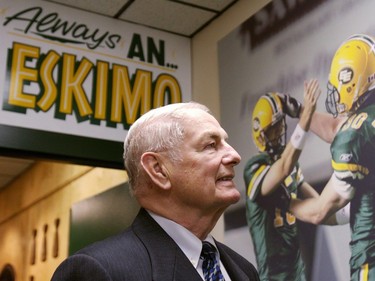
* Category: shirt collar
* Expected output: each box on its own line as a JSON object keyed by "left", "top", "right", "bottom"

{"left": 147, "top": 210, "right": 215, "bottom": 268}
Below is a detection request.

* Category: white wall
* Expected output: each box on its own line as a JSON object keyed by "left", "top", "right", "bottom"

{"left": 191, "top": 0, "right": 271, "bottom": 118}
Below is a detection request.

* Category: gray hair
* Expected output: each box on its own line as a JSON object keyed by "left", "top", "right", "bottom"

{"left": 123, "top": 102, "right": 210, "bottom": 192}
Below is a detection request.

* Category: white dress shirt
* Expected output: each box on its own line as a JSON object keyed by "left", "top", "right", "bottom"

{"left": 148, "top": 210, "right": 231, "bottom": 280}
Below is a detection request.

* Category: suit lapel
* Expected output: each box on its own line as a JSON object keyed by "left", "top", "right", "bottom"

{"left": 218, "top": 246, "right": 251, "bottom": 281}
{"left": 132, "top": 209, "right": 202, "bottom": 281}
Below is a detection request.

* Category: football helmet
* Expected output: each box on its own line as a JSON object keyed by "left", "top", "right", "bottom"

{"left": 326, "top": 34, "right": 375, "bottom": 117}
{"left": 252, "top": 93, "right": 286, "bottom": 156}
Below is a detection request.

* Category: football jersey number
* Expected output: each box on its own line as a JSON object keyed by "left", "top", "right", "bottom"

{"left": 341, "top": 112, "right": 368, "bottom": 131}
{"left": 274, "top": 208, "right": 296, "bottom": 227}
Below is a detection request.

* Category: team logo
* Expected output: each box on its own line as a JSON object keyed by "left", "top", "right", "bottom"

{"left": 338, "top": 68, "right": 354, "bottom": 84}
{"left": 253, "top": 117, "right": 260, "bottom": 131}
{"left": 339, "top": 153, "right": 353, "bottom": 162}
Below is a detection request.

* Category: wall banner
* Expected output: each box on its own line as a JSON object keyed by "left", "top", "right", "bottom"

{"left": 0, "top": 0, "right": 191, "bottom": 168}
{"left": 219, "top": 0, "right": 375, "bottom": 280}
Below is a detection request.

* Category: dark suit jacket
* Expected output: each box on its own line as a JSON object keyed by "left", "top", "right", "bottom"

{"left": 51, "top": 208, "right": 259, "bottom": 281}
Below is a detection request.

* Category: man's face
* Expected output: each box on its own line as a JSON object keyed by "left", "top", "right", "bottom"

{"left": 264, "top": 118, "right": 286, "bottom": 154}
{"left": 164, "top": 109, "right": 241, "bottom": 212}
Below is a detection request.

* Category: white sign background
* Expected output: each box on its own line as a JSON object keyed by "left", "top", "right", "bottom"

{"left": 0, "top": 0, "right": 191, "bottom": 142}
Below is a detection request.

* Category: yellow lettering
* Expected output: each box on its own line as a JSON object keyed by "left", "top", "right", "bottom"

{"left": 111, "top": 66, "right": 151, "bottom": 124}
{"left": 153, "top": 74, "right": 181, "bottom": 107}
{"left": 60, "top": 54, "right": 93, "bottom": 116}
{"left": 94, "top": 61, "right": 109, "bottom": 120}
{"left": 5, "top": 43, "right": 183, "bottom": 129}
{"left": 37, "top": 50, "right": 60, "bottom": 111}
{"left": 8, "top": 43, "right": 39, "bottom": 108}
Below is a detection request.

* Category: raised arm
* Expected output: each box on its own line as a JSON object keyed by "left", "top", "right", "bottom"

{"left": 308, "top": 111, "right": 346, "bottom": 143}
{"left": 278, "top": 80, "right": 347, "bottom": 143}
{"left": 260, "top": 80, "right": 320, "bottom": 196}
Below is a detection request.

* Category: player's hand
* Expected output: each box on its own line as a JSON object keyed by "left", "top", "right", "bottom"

{"left": 302, "top": 79, "right": 321, "bottom": 116}
{"left": 276, "top": 93, "right": 302, "bottom": 118}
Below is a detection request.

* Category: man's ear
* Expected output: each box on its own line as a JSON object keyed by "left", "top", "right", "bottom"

{"left": 141, "top": 152, "right": 171, "bottom": 190}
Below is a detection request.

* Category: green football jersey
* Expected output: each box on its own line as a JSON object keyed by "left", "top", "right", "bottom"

{"left": 330, "top": 100, "right": 375, "bottom": 271}
{"left": 244, "top": 153, "right": 306, "bottom": 281}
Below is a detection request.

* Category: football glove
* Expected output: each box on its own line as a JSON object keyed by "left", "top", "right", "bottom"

{"left": 277, "top": 93, "right": 302, "bottom": 118}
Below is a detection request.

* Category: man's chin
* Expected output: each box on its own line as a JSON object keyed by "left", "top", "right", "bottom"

{"left": 223, "top": 189, "right": 241, "bottom": 205}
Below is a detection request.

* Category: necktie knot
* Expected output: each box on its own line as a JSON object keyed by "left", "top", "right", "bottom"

{"left": 201, "top": 241, "right": 225, "bottom": 281}
{"left": 201, "top": 241, "right": 217, "bottom": 259}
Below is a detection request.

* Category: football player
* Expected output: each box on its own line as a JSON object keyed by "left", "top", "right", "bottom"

{"left": 244, "top": 79, "right": 321, "bottom": 281}
{"left": 285, "top": 34, "right": 375, "bottom": 281}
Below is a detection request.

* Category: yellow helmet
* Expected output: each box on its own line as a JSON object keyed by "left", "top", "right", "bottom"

{"left": 252, "top": 93, "right": 286, "bottom": 155}
{"left": 326, "top": 34, "right": 375, "bottom": 117}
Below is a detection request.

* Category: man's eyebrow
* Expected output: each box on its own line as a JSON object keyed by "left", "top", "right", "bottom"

{"left": 200, "top": 130, "right": 227, "bottom": 140}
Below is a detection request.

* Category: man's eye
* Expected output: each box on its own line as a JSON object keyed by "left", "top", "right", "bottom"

{"left": 205, "top": 143, "right": 216, "bottom": 149}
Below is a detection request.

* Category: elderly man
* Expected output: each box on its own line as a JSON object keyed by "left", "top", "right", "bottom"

{"left": 51, "top": 102, "right": 259, "bottom": 281}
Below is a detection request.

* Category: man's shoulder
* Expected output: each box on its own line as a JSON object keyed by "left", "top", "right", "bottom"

{"left": 51, "top": 227, "right": 152, "bottom": 281}
{"left": 75, "top": 227, "right": 144, "bottom": 258}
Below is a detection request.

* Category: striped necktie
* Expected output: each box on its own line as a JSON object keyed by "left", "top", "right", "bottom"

{"left": 201, "top": 241, "right": 225, "bottom": 281}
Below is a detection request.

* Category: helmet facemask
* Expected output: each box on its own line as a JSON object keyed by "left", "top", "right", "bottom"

{"left": 263, "top": 117, "right": 286, "bottom": 159}
{"left": 326, "top": 81, "right": 341, "bottom": 117}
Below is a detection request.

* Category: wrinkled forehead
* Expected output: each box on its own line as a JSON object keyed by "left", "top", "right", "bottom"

{"left": 182, "top": 109, "right": 226, "bottom": 138}
{"left": 180, "top": 108, "right": 216, "bottom": 125}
